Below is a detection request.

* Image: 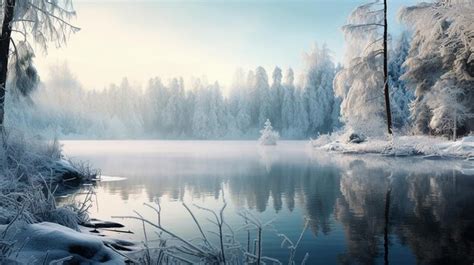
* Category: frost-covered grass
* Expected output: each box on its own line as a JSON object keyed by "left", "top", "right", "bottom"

{"left": 311, "top": 130, "right": 474, "bottom": 159}
{"left": 114, "top": 199, "right": 309, "bottom": 265}
{"left": 0, "top": 129, "right": 102, "bottom": 263}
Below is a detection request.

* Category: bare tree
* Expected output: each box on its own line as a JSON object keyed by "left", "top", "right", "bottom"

{"left": 0, "top": 0, "right": 79, "bottom": 128}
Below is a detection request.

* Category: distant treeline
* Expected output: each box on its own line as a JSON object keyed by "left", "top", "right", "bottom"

{"left": 7, "top": 0, "right": 474, "bottom": 139}
{"left": 7, "top": 45, "right": 345, "bottom": 139}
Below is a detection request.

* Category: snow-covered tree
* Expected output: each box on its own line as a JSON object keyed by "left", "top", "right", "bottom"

{"left": 281, "top": 68, "right": 296, "bottom": 137}
{"left": 302, "top": 43, "right": 336, "bottom": 136}
{"left": 163, "top": 78, "right": 186, "bottom": 136}
{"left": 230, "top": 69, "right": 251, "bottom": 135}
{"left": 426, "top": 83, "right": 469, "bottom": 140}
{"left": 270, "top": 67, "right": 284, "bottom": 131}
{"left": 389, "top": 32, "right": 413, "bottom": 129}
{"left": 334, "top": 1, "right": 389, "bottom": 136}
{"left": 330, "top": 63, "right": 343, "bottom": 130}
{"left": 400, "top": 0, "right": 474, "bottom": 135}
{"left": 192, "top": 85, "right": 211, "bottom": 139}
{"left": 255, "top": 67, "right": 272, "bottom": 127}
{"left": 259, "top": 119, "right": 279, "bottom": 145}
{"left": 0, "top": 0, "right": 80, "bottom": 127}
{"left": 293, "top": 88, "right": 309, "bottom": 138}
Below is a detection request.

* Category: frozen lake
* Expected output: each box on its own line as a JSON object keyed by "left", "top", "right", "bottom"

{"left": 62, "top": 140, "right": 474, "bottom": 265}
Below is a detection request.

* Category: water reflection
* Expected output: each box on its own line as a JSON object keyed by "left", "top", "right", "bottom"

{"left": 63, "top": 141, "right": 474, "bottom": 265}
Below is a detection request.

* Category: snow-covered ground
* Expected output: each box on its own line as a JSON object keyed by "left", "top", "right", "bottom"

{"left": 0, "top": 222, "right": 133, "bottom": 264}
{"left": 311, "top": 134, "right": 474, "bottom": 159}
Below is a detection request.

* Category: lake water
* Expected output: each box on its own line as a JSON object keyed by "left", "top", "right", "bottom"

{"left": 62, "top": 140, "right": 474, "bottom": 265}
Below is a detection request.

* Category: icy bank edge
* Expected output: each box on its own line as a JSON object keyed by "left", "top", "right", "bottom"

{"left": 311, "top": 135, "right": 474, "bottom": 159}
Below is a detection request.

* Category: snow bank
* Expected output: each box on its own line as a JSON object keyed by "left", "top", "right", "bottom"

{"left": 308, "top": 146, "right": 473, "bottom": 176}
{"left": 312, "top": 134, "right": 474, "bottom": 159}
{"left": 0, "top": 129, "right": 108, "bottom": 263}
{"left": 1, "top": 222, "right": 129, "bottom": 264}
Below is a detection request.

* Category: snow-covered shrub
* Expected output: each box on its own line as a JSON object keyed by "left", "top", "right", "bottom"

{"left": 259, "top": 119, "right": 280, "bottom": 145}
{"left": 0, "top": 130, "right": 98, "bottom": 187}
{"left": 0, "top": 128, "right": 101, "bottom": 263}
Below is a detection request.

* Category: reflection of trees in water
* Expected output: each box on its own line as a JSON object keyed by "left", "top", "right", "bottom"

{"left": 335, "top": 159, "right": 390, "bottom": 265}
{"left": 393, "top": 171, "right": 474, "bottom": 265}
{"left": 299, "top": 164, "right": 340, "bottom": 235}
{"left": 335, "top": 159, "right": 474, "bottom": 265}
{"left": 99, "top": 156, "right": 342, "bottom": 237}
{"left": 98, "top": 155, "right": 474, "bottom": 265}
{"left": 228, "top": 160, "right": 341, "bottom": 237}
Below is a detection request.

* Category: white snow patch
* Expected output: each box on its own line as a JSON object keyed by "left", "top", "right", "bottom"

{"left": 1, "top": 222, "right": 129, "bottom": 264}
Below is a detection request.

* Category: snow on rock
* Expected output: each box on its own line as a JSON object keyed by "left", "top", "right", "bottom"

{"left": 83, "top": 218, "right": 125, "bottom": 229}
{"left": 1, "top": 222, "right": 130, "bottom": 264}
{"left": 259, "top": 119, "right": 280, "bottom": 146}
{"left": 313, "top": 134, "right": 474, "bottom": 159}
{"left": 348, "top": 133, "right": 367, "bottom": 144}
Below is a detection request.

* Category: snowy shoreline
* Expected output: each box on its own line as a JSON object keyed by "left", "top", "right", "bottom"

{"left": 311, "top": 135, "right": 474, "bottom": 160}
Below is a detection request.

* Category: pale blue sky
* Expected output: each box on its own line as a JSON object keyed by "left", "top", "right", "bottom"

{"left": 35, "top": 0, "right": 417, "bottom": 90}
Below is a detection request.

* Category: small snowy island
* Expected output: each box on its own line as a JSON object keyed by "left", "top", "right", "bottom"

{"left": 259, "top": 119, "right": 280, "bottom": 146}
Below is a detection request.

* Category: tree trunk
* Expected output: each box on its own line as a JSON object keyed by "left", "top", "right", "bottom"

{"left": 453, "top": 112, "right": 457, "bottom": 141}
{"left": 383, "top": 0, "right": 393, "bottom": 135}
{"left": 0, "top": 0, "right": 16, "bottom": 129}
{"left": 384, "top": 186, "right": 391, "bottom": 265}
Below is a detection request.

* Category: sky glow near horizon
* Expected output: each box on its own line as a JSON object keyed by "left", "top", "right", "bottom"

{"left": 33, "top": 0, "right": 416, "bottom": 92}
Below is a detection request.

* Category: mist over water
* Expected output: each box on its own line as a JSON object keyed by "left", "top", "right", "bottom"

{"left": 63, "top": 141, "right": 474, "bottom": 265}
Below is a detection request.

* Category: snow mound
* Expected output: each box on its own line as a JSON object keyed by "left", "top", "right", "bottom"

{"left": 2, "top": 222, "right": 129, "bottom": 264}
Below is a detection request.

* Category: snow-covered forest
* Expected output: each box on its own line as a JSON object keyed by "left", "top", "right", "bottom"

{"left": 6, "top": 44, "right": 342, "bottom": 139}
{"left": 6, "top": 1, "right": 472, "bottom": 140}
{"left": 334, "top": 0, "right": 473, "bottom": 138}
{"left": 1, "top": 38, "right": 411, "bottom": 139}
